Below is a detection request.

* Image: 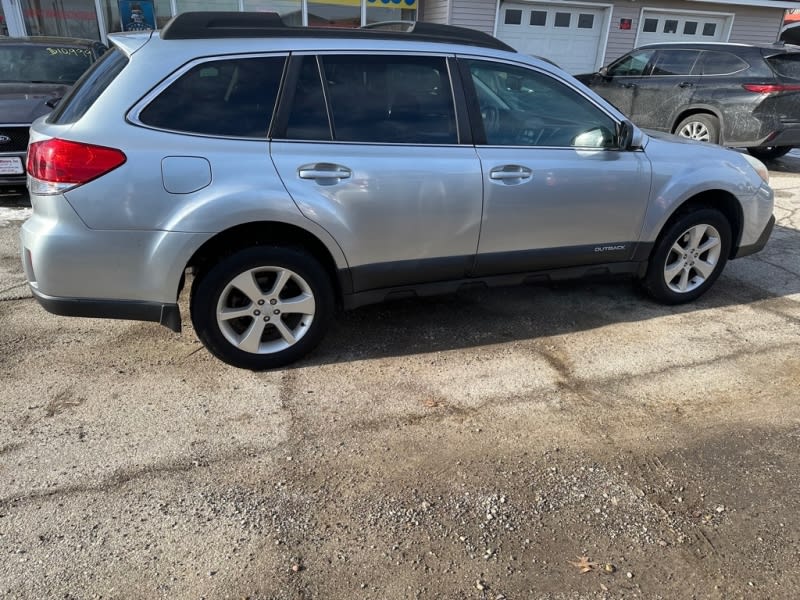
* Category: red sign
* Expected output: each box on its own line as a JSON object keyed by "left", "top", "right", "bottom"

{"left": 620, "top": 18, "right": 632, "bottom": 31}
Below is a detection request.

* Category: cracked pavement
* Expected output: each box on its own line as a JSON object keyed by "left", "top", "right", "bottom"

{"left": 0, "top": 156, "right": 799, "bottom": 599}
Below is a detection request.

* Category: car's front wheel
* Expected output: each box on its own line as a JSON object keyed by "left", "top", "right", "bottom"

{"left": 747, "top": 146, "right": 792, "bottom": 161}
{"left": 191, "top": 246, "right": 333, "bottom": 370}
{"left": 676, "top": 114, "right": 720, "bottom": 144}
{"left": 642, "top": 209, "right": 732, "bottom": 305}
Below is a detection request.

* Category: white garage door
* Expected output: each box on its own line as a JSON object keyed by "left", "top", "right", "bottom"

{"left": 637, "top": 11, "right": 730, "bottom": 46}
{"left": 496, "top": 2, "right": 607, "bottom": 74}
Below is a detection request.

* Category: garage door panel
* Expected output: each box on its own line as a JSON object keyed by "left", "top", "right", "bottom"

{"left": 638, "top": 11, "right": 729, "bottom": 46}
{"left": 497, "top": 3, "right": 607, "bottom": 74}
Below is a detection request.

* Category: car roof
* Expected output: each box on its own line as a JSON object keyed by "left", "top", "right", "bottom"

{"left": 0, "top": 35, "right": 100, "bottom": 47}
{"left": 637, "top": 41, "right": 795, "bottom": 53}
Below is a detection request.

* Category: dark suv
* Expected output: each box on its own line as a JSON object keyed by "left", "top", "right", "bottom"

{"left": 576, "top": 43, "right": 800, "bottom": 160}
{"left": 0, "top": 37, "right": 106, "bottom": 197}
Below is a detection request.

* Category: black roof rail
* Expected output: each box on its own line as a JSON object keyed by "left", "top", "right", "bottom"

{"left": 160, "top": 11, "right": 516, "bottom": 52}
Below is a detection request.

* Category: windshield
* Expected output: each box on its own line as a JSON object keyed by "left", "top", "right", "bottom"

{"left": 0, "top": 44, "right": 94, "bottom": 85}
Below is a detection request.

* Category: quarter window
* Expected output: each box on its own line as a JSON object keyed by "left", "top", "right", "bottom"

{"left": 139, "top": 57, "right": 285, "bottom": 138}
{"left": 466, "top": 59, "right": 617, "bottom": 148}
{"left": 698, "top": 51, "right": 749, "bottom": 76}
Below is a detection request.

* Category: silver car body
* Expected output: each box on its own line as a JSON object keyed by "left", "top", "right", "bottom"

{"left": 21, "top": 28, "right": 774, "bottom": 332}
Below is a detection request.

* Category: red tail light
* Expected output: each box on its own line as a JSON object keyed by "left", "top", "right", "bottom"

{"left": 743, "top": 83, "right": 800, "bottom": 94}
{"left": 27, "top": 139, "right": 126, "bottom": 186}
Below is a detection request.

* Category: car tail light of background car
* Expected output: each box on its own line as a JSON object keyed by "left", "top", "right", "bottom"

{"left": 27, "top": 139, "right": 126, "bottom": 195}
{"left": 742, "top": 83, "right": 800, "bottom": 94}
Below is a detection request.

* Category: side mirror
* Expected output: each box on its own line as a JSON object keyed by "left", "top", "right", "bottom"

{"left": 618, "top": 120, "right": 634, "bottom": 150}
{"left": 599, "top": 66, "right": 608, "bottom": 76}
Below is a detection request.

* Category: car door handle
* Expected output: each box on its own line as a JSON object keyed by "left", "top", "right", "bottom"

{"left": 678, "top": 81, "right": 694, "bottom": 88}
{"left": 621, "top": 82, "right": 637, "bottom": 89}
{"left": 489, "top": 166, "right": 532, "bottom": 182}
{"left": 298, "top": 163, "right": 352, "bottom": 181}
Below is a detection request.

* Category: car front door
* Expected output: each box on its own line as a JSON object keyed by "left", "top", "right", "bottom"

{"left": 461, "top": 58, "right": 652, "bottom": 276}
{"left": 582, "top": 49, "right": 657, "bottom": 117}
{"left": 270, "top": 54, "right": 483, "bottom": 292}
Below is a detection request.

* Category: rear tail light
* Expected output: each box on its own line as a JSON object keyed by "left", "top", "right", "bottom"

{"left": 742, "top": 83, "right": 800, "bottom": 94}
{"left": 27, "top": 138, "right": 126, "bottom": 195}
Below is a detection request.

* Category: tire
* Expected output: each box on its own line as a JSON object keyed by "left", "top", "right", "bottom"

{"left": 641, "top": 209, "right": 732, "bottom": 305}
{"left": 190, "top": 246, "right": 334, "bottom": 370}
{"left": 675, "top": 114, "right": 720, "bottom": 144}
{"left": 747, "top": 146, "right": 792, "bottom": 161}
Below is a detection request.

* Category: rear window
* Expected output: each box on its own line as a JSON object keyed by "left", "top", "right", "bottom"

{"left": 767, "top": 54, "right": 800, "bottom": 80}
{"left": 139, "top": 56, "right": 286, "bottom": 138}
{"left": 48, "top": 47, "right": 128, "bottom": 125}
{"left": 0, "top": 43, "right": 94, "bottom": 85}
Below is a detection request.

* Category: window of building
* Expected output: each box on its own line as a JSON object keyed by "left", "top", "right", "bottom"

{"left": 663, "top": 20, "right": 678, "bottom": 34}
{"left": 554, "top": 12, "right": 571, "bottom": 28}
{"left": 504, "top": 9, "right": 522, "bottom": 26}
{"left": 684, "top": 21, "right": 698, "bottom": 35}
{"left": 703, "top": 23, "right": 717, "bottom": 37}
{"left": 530, "top": 11, "right": 546, "bottom": 27}
{"left": 578, "top": 14, "right": 594, "bottom": 29}
{"left": 642, "top": 18, "right": 658, "bottom": 33}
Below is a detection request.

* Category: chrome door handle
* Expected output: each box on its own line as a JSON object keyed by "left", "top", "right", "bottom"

{"left": 298, "top": 163, "right": 352, "bottom": 181}
{"left": 678, "top": 81, "right": 694, "bottom": 88}
{"left": 489, "top": 166, "right": 532, "bottom": 181}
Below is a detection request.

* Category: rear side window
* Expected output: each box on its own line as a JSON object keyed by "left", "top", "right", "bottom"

{"left": 650, "top": 50, "right": 701, "bottom": 76}
{"left": 697, "top": 51, "right": 749, "bottom": 75}
{"left": 767, "top": 54, "right": 800, "bottom": 80}
{"left": 139, "top": 56, "right": 286, "bottom": 138}
{"left": 49, "top": 47, "right": 128, "bottom": 125}
{"left": 322, "top": 55, "right": 457, "bottom": 144}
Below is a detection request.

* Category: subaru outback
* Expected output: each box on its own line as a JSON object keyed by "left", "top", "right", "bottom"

{"left": 20, "top": 12, "right": 775, "bottom": 369}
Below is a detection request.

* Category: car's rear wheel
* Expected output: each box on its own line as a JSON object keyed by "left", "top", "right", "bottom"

{"left": 642, "top": 209, "right": 732, "bottom": 304}
{"left": 676, "top": 114, "right": 720, "bottom": 144}
{"left": 747, "top": 146, "right": 792, "bottom": 161}
{"left": 191, "top": 246, "right": 333, "bottom": 370}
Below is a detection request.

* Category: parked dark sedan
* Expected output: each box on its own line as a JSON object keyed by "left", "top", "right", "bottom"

{"left": 576, "top": 42, "right": 800, "bottom": 160}
{"left": 0, "top": 37, "right": 106, "bottom": 196}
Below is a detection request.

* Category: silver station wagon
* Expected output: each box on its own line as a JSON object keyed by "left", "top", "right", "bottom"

{"left": 21, "top": 12, "right": 775, "bottom": 369}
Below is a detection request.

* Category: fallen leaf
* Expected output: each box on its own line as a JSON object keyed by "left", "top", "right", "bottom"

{"left": 568, "top": 556, "right": 598, "bottom": 573}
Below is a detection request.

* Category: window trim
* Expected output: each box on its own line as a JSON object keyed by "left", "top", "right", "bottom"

{"left": 128, "top": 52, "right": 289, "bottom": 140}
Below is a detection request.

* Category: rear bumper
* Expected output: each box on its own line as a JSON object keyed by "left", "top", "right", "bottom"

{"left": 734, "top": 214, "right": 775, "bottom": 258}
{"left": 30, "top": 287, "right": 182, "bottom": 332}
{"left": 758, "top": 124, "right": 800, "bottom": 148}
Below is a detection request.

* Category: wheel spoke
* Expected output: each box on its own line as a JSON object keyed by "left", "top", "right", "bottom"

{"left": 229, "top": 270, "right": 264, "bottom": 303}
{"left": 280, "top": 293, "right": 315, "bottom": 316}
{"left": 269, "top": 269, "right": 292, "bottom": 297}
{"left": 218, "top": 306, "right": 253, "bottom": 321}
{"left": 664, "top": 260, "right": 684, "bottom": 283}
{"left": 697, "top": 236, "right": 720, "bottom": 255}
{"left": 237, "top": 318, "right": 268, "bottom": 353}
{"left": 678, "top": 268, "right": 690, "bottom": 292}
{"left": 273, "top": 318, "right": 296, "bottom": 345}
{"left": 670, "top": 240, "right": 687, "bottom": 256}
{"left": 693, "top": 259, "right": 716, "bottom": 279}
{"left": 688, "top": 225, "right": 707, "bottom": 251}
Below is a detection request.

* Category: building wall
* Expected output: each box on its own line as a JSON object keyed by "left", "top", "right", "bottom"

{"left": 422, "top": 0, "right": 787, "bottom": 65}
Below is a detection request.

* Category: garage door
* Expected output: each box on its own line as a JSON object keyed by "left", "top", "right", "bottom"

{"left": 496, "top": 2, "right": 607, "bottom": 74}
{"left": 637, "top": 11, "right": 730, "bottom": 46}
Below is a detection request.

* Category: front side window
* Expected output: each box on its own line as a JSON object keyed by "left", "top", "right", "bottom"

{"left": 607, "top": 50, "right": 656, "bottom": 77}
{"left": 139, "top": 56, "right": 286, "bottom": 138}
{"left": 321, "top": 55, "right": 457, "bottom": 144}
{"left": 466, "top": 59, "right": 617, "bottom": 148}
{"left": 650, "top": 50, "right": 701, "bottom": 76}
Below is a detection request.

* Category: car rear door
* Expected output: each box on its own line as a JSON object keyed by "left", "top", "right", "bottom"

{"left": 628, "top": 48, "right": 702, "bottom": 132}
{"left": 270, "top": 54, "right": 483, "bottom": 293}
{"left": 459, "top": 57, "right": 652, "bottom": 276}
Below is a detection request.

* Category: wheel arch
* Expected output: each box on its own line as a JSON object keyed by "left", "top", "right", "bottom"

{"left": 656, "top": 190, "right": 743, "bottom": 259}
{"left": 184, "top": 221, "right": 350, "bottom": 301}
{"left": 672, "top": 107, "right": 725, "bottom": 142}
